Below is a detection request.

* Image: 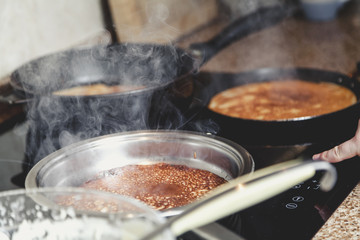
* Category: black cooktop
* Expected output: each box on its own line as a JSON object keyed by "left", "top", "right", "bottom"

{"left": 238, "top": 156, "right": 359, "bottom": 240}
{"left": 176, "top": 72, "right": 360, "bottom": 239}
{"left": 179, "top": 116, "right": 360, "bottom": 239}
{"left": 174, "top": 146, "right": 360, "bottom": 240}
{"left": 2, "top": 93, "right": 360, "bottom": 240}
{"left": 1, "top": 121, "right": 359, "bottom": 240}
{"left": 180, "top": 110, "right": 359, "bottom": 239}
{"left": 181, "top": 108, "right": 360, "bottom": 239}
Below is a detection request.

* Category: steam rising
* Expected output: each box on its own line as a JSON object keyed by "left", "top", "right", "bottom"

{"left": 21, "top": 41, "right": 198, "bottom": 166}
{"left": 22, "top": 0, "right": 281, "bottom": 166}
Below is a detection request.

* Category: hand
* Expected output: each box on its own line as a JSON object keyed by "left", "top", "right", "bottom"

{"left": 312, "top": 119, "right": 360, "bottom": 163}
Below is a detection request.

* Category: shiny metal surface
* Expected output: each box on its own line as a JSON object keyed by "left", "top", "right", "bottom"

{"left": 25, "top": 130, "right": 254, "bottom": 215}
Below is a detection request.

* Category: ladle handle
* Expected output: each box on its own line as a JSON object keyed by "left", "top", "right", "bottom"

{"left": 139, "top": 160, "right": 336, "bottom": 240}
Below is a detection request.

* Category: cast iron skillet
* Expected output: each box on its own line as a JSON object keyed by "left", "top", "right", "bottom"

{"left": 9, "top": 5, "right": 292, "bottom": 102}
{"left": 189, "top": 67, "right": 360, "bottom": 147}
{"left": 7, "top": 5, "right": 294, "bottom": 131}
{"left": 12, "top": 6, "right": 295, "bottom": 166}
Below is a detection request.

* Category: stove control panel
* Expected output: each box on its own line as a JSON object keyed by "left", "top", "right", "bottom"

{"left": 237, "top": 158, "right": 360, "bottom": 240}
{"left": 283, "top": 178, "right": 321, "bottom": 211}
{"left": 240, "top": 175, "right": 327, "bottom": 240}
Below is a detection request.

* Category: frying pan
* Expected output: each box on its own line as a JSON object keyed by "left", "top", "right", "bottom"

{"left": 7, "top": 5, "right": 292, "bottom": 102}
{"left": 190, "top": 67, "right": 360, "bottom": 149}
{"left": 10, "top": 5, "right": 294, "bottom": 165}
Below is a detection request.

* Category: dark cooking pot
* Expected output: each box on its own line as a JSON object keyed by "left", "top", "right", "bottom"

{"left": 190, "top": 67, "right": 360, "bottom": 149}
{"left": 9, "top": 6, "right": 293, "bottom": 166}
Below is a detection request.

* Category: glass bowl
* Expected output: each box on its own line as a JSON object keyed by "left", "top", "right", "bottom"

{"left": 0, "top": 187, "right": 173, "bottom": 240}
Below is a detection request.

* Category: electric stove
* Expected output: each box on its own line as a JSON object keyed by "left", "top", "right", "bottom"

{"left": 238, "top": 155, "right": 359, "bottom": 240}
{"left": 180, "top": 108, "right": 360, "bottom": 239}
{"left": 1, "top": 103, "right": 359, "bottom": 240}
{"left": 167, "top": 72, "right": 359, "bottom": 239}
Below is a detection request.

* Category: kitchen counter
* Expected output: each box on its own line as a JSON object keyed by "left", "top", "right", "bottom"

{"left": 312, "top": 182, "right": 360, "bottom": 239}
{"left": 174, "top": 2, "right": 360, "bottom": 75}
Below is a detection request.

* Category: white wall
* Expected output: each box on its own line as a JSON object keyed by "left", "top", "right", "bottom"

{"left": 0, "top": 0, "right": 106, "bottom": 78}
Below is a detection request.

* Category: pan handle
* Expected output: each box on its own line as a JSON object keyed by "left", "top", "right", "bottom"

{"left": 0, "top": 93, "right": 31, "bottom": 105}
{"left": 139, "top": 159, "right": 336, "bottom": 240}
{"left": 0, "top": 76, "right": 30, "bottom": 104}
{"left": 354, "top": 62, "right": 360, "bottom": 81}
{"left": 189, "top": 4, "right": 296, "bottom": 65}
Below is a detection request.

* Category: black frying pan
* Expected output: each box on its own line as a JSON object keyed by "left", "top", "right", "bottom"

{"left": 8, "top": 5, "right": 292, "bottom": 102}
{"left": 190, "top": 67, "right": 360, "bottom": 147}
{"left": 15, "top": 6, "right": 295, "bottom": 165}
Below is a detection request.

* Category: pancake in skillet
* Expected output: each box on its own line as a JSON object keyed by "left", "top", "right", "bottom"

{"left": 53, "top": 83, "right": 145, "bottom": 96}
{"left": 208, "top": 80, "right": 356, "bottom": 121}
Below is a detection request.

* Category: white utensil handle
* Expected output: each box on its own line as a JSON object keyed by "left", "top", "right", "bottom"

{"left": 138, "top": 160, "right": 336, "bottom": 240}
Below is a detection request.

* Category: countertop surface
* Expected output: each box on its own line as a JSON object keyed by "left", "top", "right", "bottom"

{"left": 312, "top": 183, "right": 360, "bottom": 239}
{"left": 0, "top": 1, "right": 359, "bottom": 239}
{"left": 174, "top": 2, "right": 360, "bottom": 75}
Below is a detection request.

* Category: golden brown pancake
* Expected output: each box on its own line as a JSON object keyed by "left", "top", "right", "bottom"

{"left": 53, "top": 83, "right": 145, "bottom": 96}
{"left": 208, "top": 80, "right": 357, "bottom": 121}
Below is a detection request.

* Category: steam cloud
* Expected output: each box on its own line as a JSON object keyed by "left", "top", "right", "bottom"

{"left": 22, "top": 0, "right": 261, "bottom": 167}
{"left": 21, "top": 1, "right": 205, "bottom": 167}
{"left": 22, "top": 43, "right": 196, "bottom": 166}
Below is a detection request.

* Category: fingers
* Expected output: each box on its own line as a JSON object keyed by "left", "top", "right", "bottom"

{"left": 313, "top": 119, "right": 360, "bottom": 163}
{"left": 354, "top": 119, "right": 360, "bottom": 141}
{"left": 312, "top": 119, "right": 360, "bottom": 163}
{"left": 312, "top": 137, "right": 359, "bottom": 163}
